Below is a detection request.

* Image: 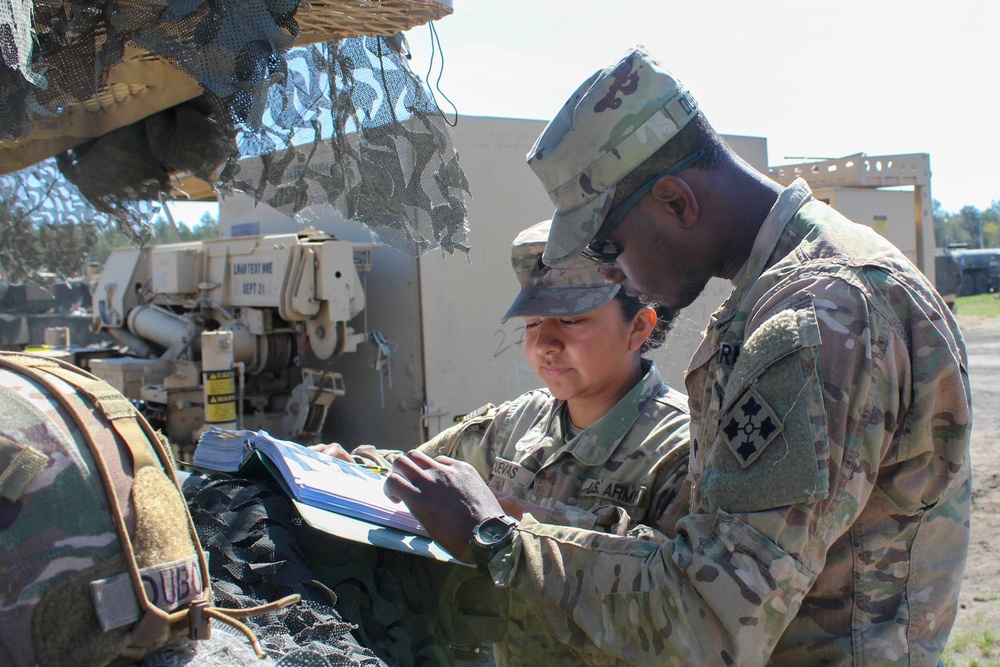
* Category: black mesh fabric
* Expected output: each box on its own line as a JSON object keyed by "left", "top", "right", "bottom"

{"left": 295, "top": 524, "right": 458, "bottom": 667}
{"left": 1, "top": 0, "right": 469, "bottom": 258}
{"left": 55, "top": 96, "right": 235, "bottom": 215}
{"left": 182, "top": 476, "right": 497, "bottom": 667}
{"left": 0, "top": 0, "right": 296, "bottom": 140}
{"left": 0, "top": 157, "right": 152, "bottom": 284}
{"left": 184, "top": 477, "right": 387, "bottom": 667}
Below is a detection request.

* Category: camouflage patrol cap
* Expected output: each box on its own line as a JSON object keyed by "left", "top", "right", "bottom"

{"left": 502, "top": 219, "right": 620, "bottom": 323}
{"left": 527, "top": 47, "right": 699, "bottom": 265}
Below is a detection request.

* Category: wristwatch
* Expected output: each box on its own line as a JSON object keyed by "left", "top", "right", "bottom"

{"left": 469, "top": 515, "right": 518, "bottom": 574}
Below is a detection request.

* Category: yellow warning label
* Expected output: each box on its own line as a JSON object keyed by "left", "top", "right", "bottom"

{"left": 205, "top": 401, "right": 236, "bottom": 423}
{"left": 204, "top": 370, "right": 236, "bottom": 423}
{"left": 204, "top": 370, "right": 235, "bottom": 396}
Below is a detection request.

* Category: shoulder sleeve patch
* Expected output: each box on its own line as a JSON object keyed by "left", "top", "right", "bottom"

{"left": 703, "top": 297, "right": 830, "bottom": 513}
{"left": 727, "top": 299, "right": 821, "bottom": 395}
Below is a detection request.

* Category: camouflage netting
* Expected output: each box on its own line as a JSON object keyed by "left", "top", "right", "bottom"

{"left": 56, "top": 96, "right": 235, "bottom": 210}
{"left": 0, "top": 157, "right": 153, "bottom": 284}
{"left": 179, "top": 477, "right": 485, "bottom": 667}
{"left": 181, "top": 477, "right": 388, "bottom": 667}
{"left": 0, "top": 0, "right": 297, "bottom": 141}
{"left": 220, "top": 37, "right": 471, "bottom": 256}
{"left": 0, "top": 0, "right": 469, "bottom": 258}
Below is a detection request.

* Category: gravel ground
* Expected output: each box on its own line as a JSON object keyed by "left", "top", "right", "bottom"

{"left": 944, "top": 313, "right": 1000, "bottom": 666}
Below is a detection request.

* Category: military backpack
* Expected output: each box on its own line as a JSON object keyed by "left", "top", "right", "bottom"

{"left": 0, "top": 351, "right": 294, "bottom": 666}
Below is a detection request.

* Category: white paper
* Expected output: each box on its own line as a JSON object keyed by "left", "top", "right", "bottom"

{"left": 194, "top": 426, "right": 426, "bottom": 536}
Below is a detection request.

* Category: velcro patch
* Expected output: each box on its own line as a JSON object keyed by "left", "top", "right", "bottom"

{"left": 580, "top": 478, "right": 646, "bottom": 506}
{"left": 0, "top": 442, "right": 48, "bottom": 501}
{"left": 490, "top": 457, "right": 536, "bottom": 487}
{"left": 721, "top": 387, "right": 782, "bottom": 468}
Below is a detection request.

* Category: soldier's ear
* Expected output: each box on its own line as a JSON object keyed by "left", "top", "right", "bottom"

{"left": 650, "top": 176, "right": 699, "bottom": 229}
{"left": 627, "top": 306, "right": 657, "bottom": 352}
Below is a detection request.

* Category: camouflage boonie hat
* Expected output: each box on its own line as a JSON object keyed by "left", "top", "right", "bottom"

{"left": 526, "top": 47, "right": 699, "bottom": 265}
{"left": 502, "top": 219, "right": 620, "bottom": 323}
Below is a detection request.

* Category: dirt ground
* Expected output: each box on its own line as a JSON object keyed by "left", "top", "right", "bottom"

{"left": 945, "top": 313, "right": 1000, "bottom": 665}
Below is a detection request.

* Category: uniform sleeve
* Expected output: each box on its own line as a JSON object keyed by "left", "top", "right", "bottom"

{"left": 489, "top": 277, "right": 916, "bottom": 665}
{"left": 414, "top": 404, "right": 507, "bottom": 479}
{"left": 642, "top": 410, "right": 691, "bottom": 538}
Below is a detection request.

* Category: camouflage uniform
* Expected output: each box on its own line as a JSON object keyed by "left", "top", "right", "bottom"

{"left": 354, "top": 359, "right": 689, "bottom": 665}
{"left": 488, "top": 179, "right": 972, "bottom": 666}
{"left": 0, "top": 352, "right": 226, "bottom": 667}
{"left": 351, "top": 218, "right": 691, "bottom": 664}
{"left": 0, "top": 366, "right": 127, "bottom": 666}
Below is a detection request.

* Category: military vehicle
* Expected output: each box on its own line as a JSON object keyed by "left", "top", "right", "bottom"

{"left": 0, "top": 267, "right": 111, "bottom": 351}
{"left": 936, "top": 244, "right": 1000, "bottom": 296}
{"left": 88, "top": 229, "right": 373, "bottom": 457}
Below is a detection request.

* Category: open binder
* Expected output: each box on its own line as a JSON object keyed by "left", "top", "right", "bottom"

{"left": 192, "top": 426, "right": 463, "bottom": 564}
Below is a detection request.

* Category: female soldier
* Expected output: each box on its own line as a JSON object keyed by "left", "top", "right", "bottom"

{"left": 318, "top": 219, "right": 689, "bottom": 540}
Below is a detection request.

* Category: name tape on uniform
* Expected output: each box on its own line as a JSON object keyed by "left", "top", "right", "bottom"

{"left": 580, "top": 478, "right": 646, "bottom": 506}
{"left": 90, "top": 555, "right": 205, "bottom": 631}
{"left": 491, "top": 457, "right": 536, "bottom": 488}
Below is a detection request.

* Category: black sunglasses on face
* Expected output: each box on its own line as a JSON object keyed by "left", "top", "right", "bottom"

{"left": 580, "top": 149, "right": 705, "bottom": 265}
{"left": 580, "top": 238, "right": 625, "bottom": 264}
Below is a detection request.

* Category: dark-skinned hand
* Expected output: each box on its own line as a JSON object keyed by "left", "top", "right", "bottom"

{"left": 384, "top": 449, "right": 505, "bottom": 563}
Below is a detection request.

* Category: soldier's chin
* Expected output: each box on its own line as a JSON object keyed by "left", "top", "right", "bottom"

{"left": 542, "top": 382, "right": 573, "bottom": 402}
{"left": 671, "top": 278, "right": 712, "bottom": 311}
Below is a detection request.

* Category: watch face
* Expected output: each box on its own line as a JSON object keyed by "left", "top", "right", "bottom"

{"left": 478, "top": 516, "right": 515, "bottom": 544}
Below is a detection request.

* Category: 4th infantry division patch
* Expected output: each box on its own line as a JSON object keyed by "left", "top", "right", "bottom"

{"left": 721, "top": 387, "right": 782, "bottom": 468}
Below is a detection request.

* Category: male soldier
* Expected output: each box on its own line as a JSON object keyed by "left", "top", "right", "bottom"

{"left": 385, "top": 48, "right": 972, "bottom": 665}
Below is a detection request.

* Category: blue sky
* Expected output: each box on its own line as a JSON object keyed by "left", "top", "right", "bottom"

{"left": 173, "top": 0, "right": 999, "bottom": 227}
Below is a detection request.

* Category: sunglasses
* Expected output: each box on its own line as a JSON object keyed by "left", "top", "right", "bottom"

{"left": 580, "top": 238, "right": 624, "bottom": 264}
{"left": 580, "top": 149, "right": 705, "bottom": 264}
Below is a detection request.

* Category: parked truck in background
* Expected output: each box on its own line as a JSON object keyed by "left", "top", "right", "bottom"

{"left": 935, "top": 248, "right": 962, "bottom": 308}
{"left": 936, "top": 244, "right": 1000, "bottom": 297}
{"left": 0, "top": 267, "right": 111, "bottom": 350}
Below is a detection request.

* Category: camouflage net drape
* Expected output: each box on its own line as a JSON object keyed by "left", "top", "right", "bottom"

{"left": 0, "top": 158, "right": 153, "bottom": 283}
{"left": 220, "top": 37, "right": 470, "bottom": 256}
{"left": 0, "top": 0, "right": 469, "bottom": 259}
{"left": 0, "top": 0, "right": 297, "bottom": 141}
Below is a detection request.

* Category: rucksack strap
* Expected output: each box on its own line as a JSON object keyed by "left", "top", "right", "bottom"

{"left": 0, "top": 352, "right": 300, "bottom": 658}
{"left": 0, "top": 354, "right": 179, "bottom": 625}
{"left": 0, "top": 353, "right": 162, "bottom": 470}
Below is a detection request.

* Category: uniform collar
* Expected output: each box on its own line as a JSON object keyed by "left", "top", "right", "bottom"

{"left": 718, "top": 178, "right": 814, "bottom": 327}
{"left": 553, "top": 360, "right": 666, "bottom": 467}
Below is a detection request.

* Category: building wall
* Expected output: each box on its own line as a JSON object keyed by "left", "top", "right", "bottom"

{"left": 812, "top": 187, "right": 918, "bottom": 263}
{"left": 417, "top": 117, "right": 767, "bottom": 436}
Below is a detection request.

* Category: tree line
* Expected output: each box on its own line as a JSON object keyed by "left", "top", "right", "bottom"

{"left": 934, "top": 200, "right": 1000, "bottom": 249}
{"left": 88, "top": 212, "right": 219, "bottom": 268}
{"left": 0, "top": 158, "right": 219, "bottom": 285}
